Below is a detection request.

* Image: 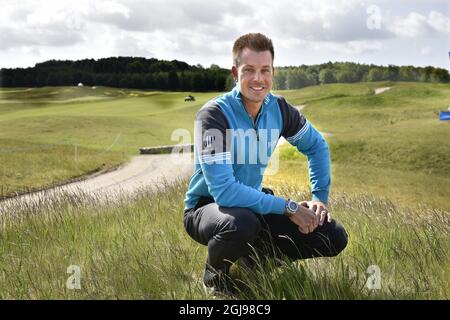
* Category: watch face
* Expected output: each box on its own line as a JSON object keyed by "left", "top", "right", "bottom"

{"left": 288, "top": 201, "right": 298, "bottom": 212}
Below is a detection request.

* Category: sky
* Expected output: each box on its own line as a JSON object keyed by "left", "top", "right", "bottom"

{"left": 0, "top": 0, "right": 449, "bottom": 70}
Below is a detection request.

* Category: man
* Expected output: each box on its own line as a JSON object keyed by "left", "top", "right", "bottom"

{"left": 183, "top": 33, "right": 348, "bottom": 295}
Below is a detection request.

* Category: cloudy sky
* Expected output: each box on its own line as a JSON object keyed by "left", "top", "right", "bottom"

{"left": 0, "top": 0, "right": 449, "bottom": 70}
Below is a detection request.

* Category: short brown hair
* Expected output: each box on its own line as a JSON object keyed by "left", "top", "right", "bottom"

{"left": 232, "top": 33, "right": 274, "bottom": 66}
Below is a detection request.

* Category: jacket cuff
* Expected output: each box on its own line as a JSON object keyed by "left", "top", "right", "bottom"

{"left": 271, "top": 196, "right": 287, "bottom": 214}
{"left": 312, "top": 190, "right": 329, "bottom": 205}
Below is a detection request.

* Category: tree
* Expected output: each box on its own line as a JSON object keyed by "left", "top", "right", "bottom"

{"left": 179, "top": 72, "right": 192, "bottom": 91}
{"left": 127, "top": 61, "right": 145, "bottom": 73}
{"left": 23, "top": 73, "right": 35, "bottom": 87}
{"left": 210, "top": 64, "right": 221, "bottom": 70}
{"left": 366, "top": 68, "right": 384, "bottom": 82}
{"left": 305, "top": 70, "right": 318, "bottom": 86}
{"left": 2, "top": 57, "right": 448, "bottom": 90}
{"left": 430, "top": 68, "right": 449, "bottom": 83}
{"left": 286, "top": 70, "right": 303, "bottom": 89}
{"left": 274, "top": 71, "right": 287, "bottom": 90}
{"left": 82, "top": 73, "right": 93, "bottom": 86}
{"left": 319, "top": 69, "right": 336, "bottom": 84}
{"left": 387, "top": 65, "right": 399, "bottom": 81}
{"left": 399, "top": 67, "right": 418, "bottom": 81}
{"left": 119, "top": 77, "right": 131, "bottom": 88}
{"left": 336, "top": 70, "right": 357, "bottom": 83}
{"left": 155, "top": 73, "right": 168, "bottom": 90}
{"left": 47, "top": 73, "right": 61, "bottom": 86}
{"left": 214, "top": 74, "right": 226, "bottom": 91}
{"left": 131, "top": 74, "right": 143, "bottom": 88}
{"left": 168, "top": 71, "right": 179, "bottom": 90}
{"left": 143, "top": 73, "right": 155, "bottom": 89}
{"left": 225, "top": 74, "right": 235, "bottom": 91}
{"left": 192, "top": 72, "right": 205, "bottom": 91}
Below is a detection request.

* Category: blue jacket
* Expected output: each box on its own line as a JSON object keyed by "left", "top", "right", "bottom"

{"left": 184, "top": 86, "right": 330, "bottom": 215}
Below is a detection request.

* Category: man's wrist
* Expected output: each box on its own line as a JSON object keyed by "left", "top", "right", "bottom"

{"left": 311, "top": 191, "right": 329, "bottom": 205}
{"left": 284, "top": 199, "right": 298, "bottom": 217}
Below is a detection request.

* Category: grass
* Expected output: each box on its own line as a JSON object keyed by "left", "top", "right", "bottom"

{"left": 270, "top": 81, "right": 450, "bottom": 210}
{"left": 0, "top": 86, "right": 219, "bottom": 196}
{"left": 0, "top": 180, "right": 448, "bottom": 299}
{"left": 1, "top": 81, "right": 449, "bottom": 299}
{"left": 2, "top": 82, "right": 449, "bottom": 209}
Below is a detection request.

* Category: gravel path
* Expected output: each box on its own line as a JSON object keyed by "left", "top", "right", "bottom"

{"left": 374, "top": 87, "right": 391, "bottom": 94}
{"left": 0, "top": 152, "right": 194, "bottom": 211}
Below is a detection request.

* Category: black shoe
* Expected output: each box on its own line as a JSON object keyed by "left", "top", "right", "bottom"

{"left": 203, "top": 269, "right": 238, "bottom": 298}
{"left": 202, "top": 281, "right": 237, "bottom": 298}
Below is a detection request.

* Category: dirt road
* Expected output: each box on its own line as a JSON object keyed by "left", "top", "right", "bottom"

{"left": 374, "top": 87, "right": 391, "bottom": 94}
{"left": 0, "top": 152, "right": 194, "bottom": 212}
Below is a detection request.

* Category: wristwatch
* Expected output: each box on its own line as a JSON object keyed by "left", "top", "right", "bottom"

{"left": 284, "top": 199, "right": 298, "bottom": 217}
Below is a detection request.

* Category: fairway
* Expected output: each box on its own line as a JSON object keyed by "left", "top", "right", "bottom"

{"left": 0, "top": 82, "right": 449, "bottom": 300}
{"left": 0, "top": 87, "right": 219, "bottom": 196}
{"left": 1, "top": 82, "right": 449, "bottom": 210}
{"left": 268, "top": 81, "right": 450, "bottom": 210}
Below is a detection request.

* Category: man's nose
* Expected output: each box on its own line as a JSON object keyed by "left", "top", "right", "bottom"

{"left": 253, "top": 70, "right": 263, "bottom": 82}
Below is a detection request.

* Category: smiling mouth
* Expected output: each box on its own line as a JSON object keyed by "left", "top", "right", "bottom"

{"left": 250, "top": 86, "right": 265, "bottom": 92}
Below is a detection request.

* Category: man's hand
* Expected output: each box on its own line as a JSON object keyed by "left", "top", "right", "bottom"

{"left": 299, "top": 200, "right": 332, "bottom": 226}
{"left": 288, "top": 205, "right": 318, "bottom": 234}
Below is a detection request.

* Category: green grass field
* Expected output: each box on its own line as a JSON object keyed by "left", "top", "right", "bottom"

{"left": 266, "top": 81, "right": 450, "bottom": 210}
{"left": 0, "top": 86, "right": 219, "bottom": 196}
{"left": 0, "top": 82, "right": 449, "bottom": 299}
{"left": 0, "top": 180, "right": 448, "bottom": 299}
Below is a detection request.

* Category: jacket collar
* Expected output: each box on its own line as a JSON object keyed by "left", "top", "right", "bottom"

{"left": 230, "top": 85, "right": 273, "bottom": 107}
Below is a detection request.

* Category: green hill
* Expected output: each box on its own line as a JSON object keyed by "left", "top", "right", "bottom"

{"left": 267, "top": 81, "right": 450, "bottom": 210}
{"left": 0, "top": 82, "right": 449, "bottom": 300}
{"left": 1, "top": 82, "right": 449, "bottom": 209}
{"left": 0, "top": 86, "right": 219, "bottom": 196}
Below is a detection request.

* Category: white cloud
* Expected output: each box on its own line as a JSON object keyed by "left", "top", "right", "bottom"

{"left": 113, "top": 32, "right": 154, "bottom": 57}
{"left": 93, "top": 1, "right": 131, "bottom": 19}
{"left": 0, "top": 27, "right": 84, "bottom": 50}
{"left": 0, "top": 0, "right": 449, "bottom": 69}
{"left": 0, "top": 0, "right": 87, "bottom": 50}
{"left": 310, "top": 40, "right": 383, "bottom": 55}
{"left": 420, "top": 45, "right": 432, "bottom": 55}
{"left": 389, "top": 11, "right": 450, "bottom": 38}
{"left": 428, "top": 11, "right": 450, "bottom": 34}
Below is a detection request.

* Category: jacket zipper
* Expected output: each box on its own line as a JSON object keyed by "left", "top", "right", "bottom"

{"left": 238, "top": 97, "right": 265, "bottom": 141}
{"left": 243, "top": 105, "right": 263, "bottom": 141}
{"left": 254, "top": 111, "right": 263, "bottom": 141}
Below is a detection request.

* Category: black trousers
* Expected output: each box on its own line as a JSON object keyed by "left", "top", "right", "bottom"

{"left": 183, "top": 188, "right": 348, "bottom": 283}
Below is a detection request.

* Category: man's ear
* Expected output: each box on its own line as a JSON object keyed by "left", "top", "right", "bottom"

{"left": 231, "top": 66, "right": 238, "bottom": 81}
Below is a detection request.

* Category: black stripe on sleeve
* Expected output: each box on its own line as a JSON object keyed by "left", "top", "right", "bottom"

{"left": 195, "top": 103, "right": 231, "bottom": 159}
{"left": 276, "top": 95, "right": 307, "bottom": 140}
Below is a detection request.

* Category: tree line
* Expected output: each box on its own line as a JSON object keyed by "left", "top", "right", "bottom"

{"left": 1, "top": 57, "right": 448, "bottom": 91}
{"left": 272, "top": 61, "right": 449, "bottom": 90}
{"left": 0, "top": 57, "right": 228, "bottom": 91}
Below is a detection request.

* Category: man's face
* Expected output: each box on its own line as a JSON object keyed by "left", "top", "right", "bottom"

{"left": 232, "top": 48, "right": 274, "bottom": 106}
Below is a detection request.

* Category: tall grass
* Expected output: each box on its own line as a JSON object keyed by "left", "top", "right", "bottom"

{"left": 1, "top": 82, "right": 448, "bottom": 299}
{"left": 1, "top": 180, "right": 448, "bottom": 299}
{"left": 234, "top": 187, "right": 449, "bottom": 300}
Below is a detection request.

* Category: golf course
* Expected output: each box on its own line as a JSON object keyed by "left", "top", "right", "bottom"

{"left": 0, "top": 82, "right": 449, "bottom": 299}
